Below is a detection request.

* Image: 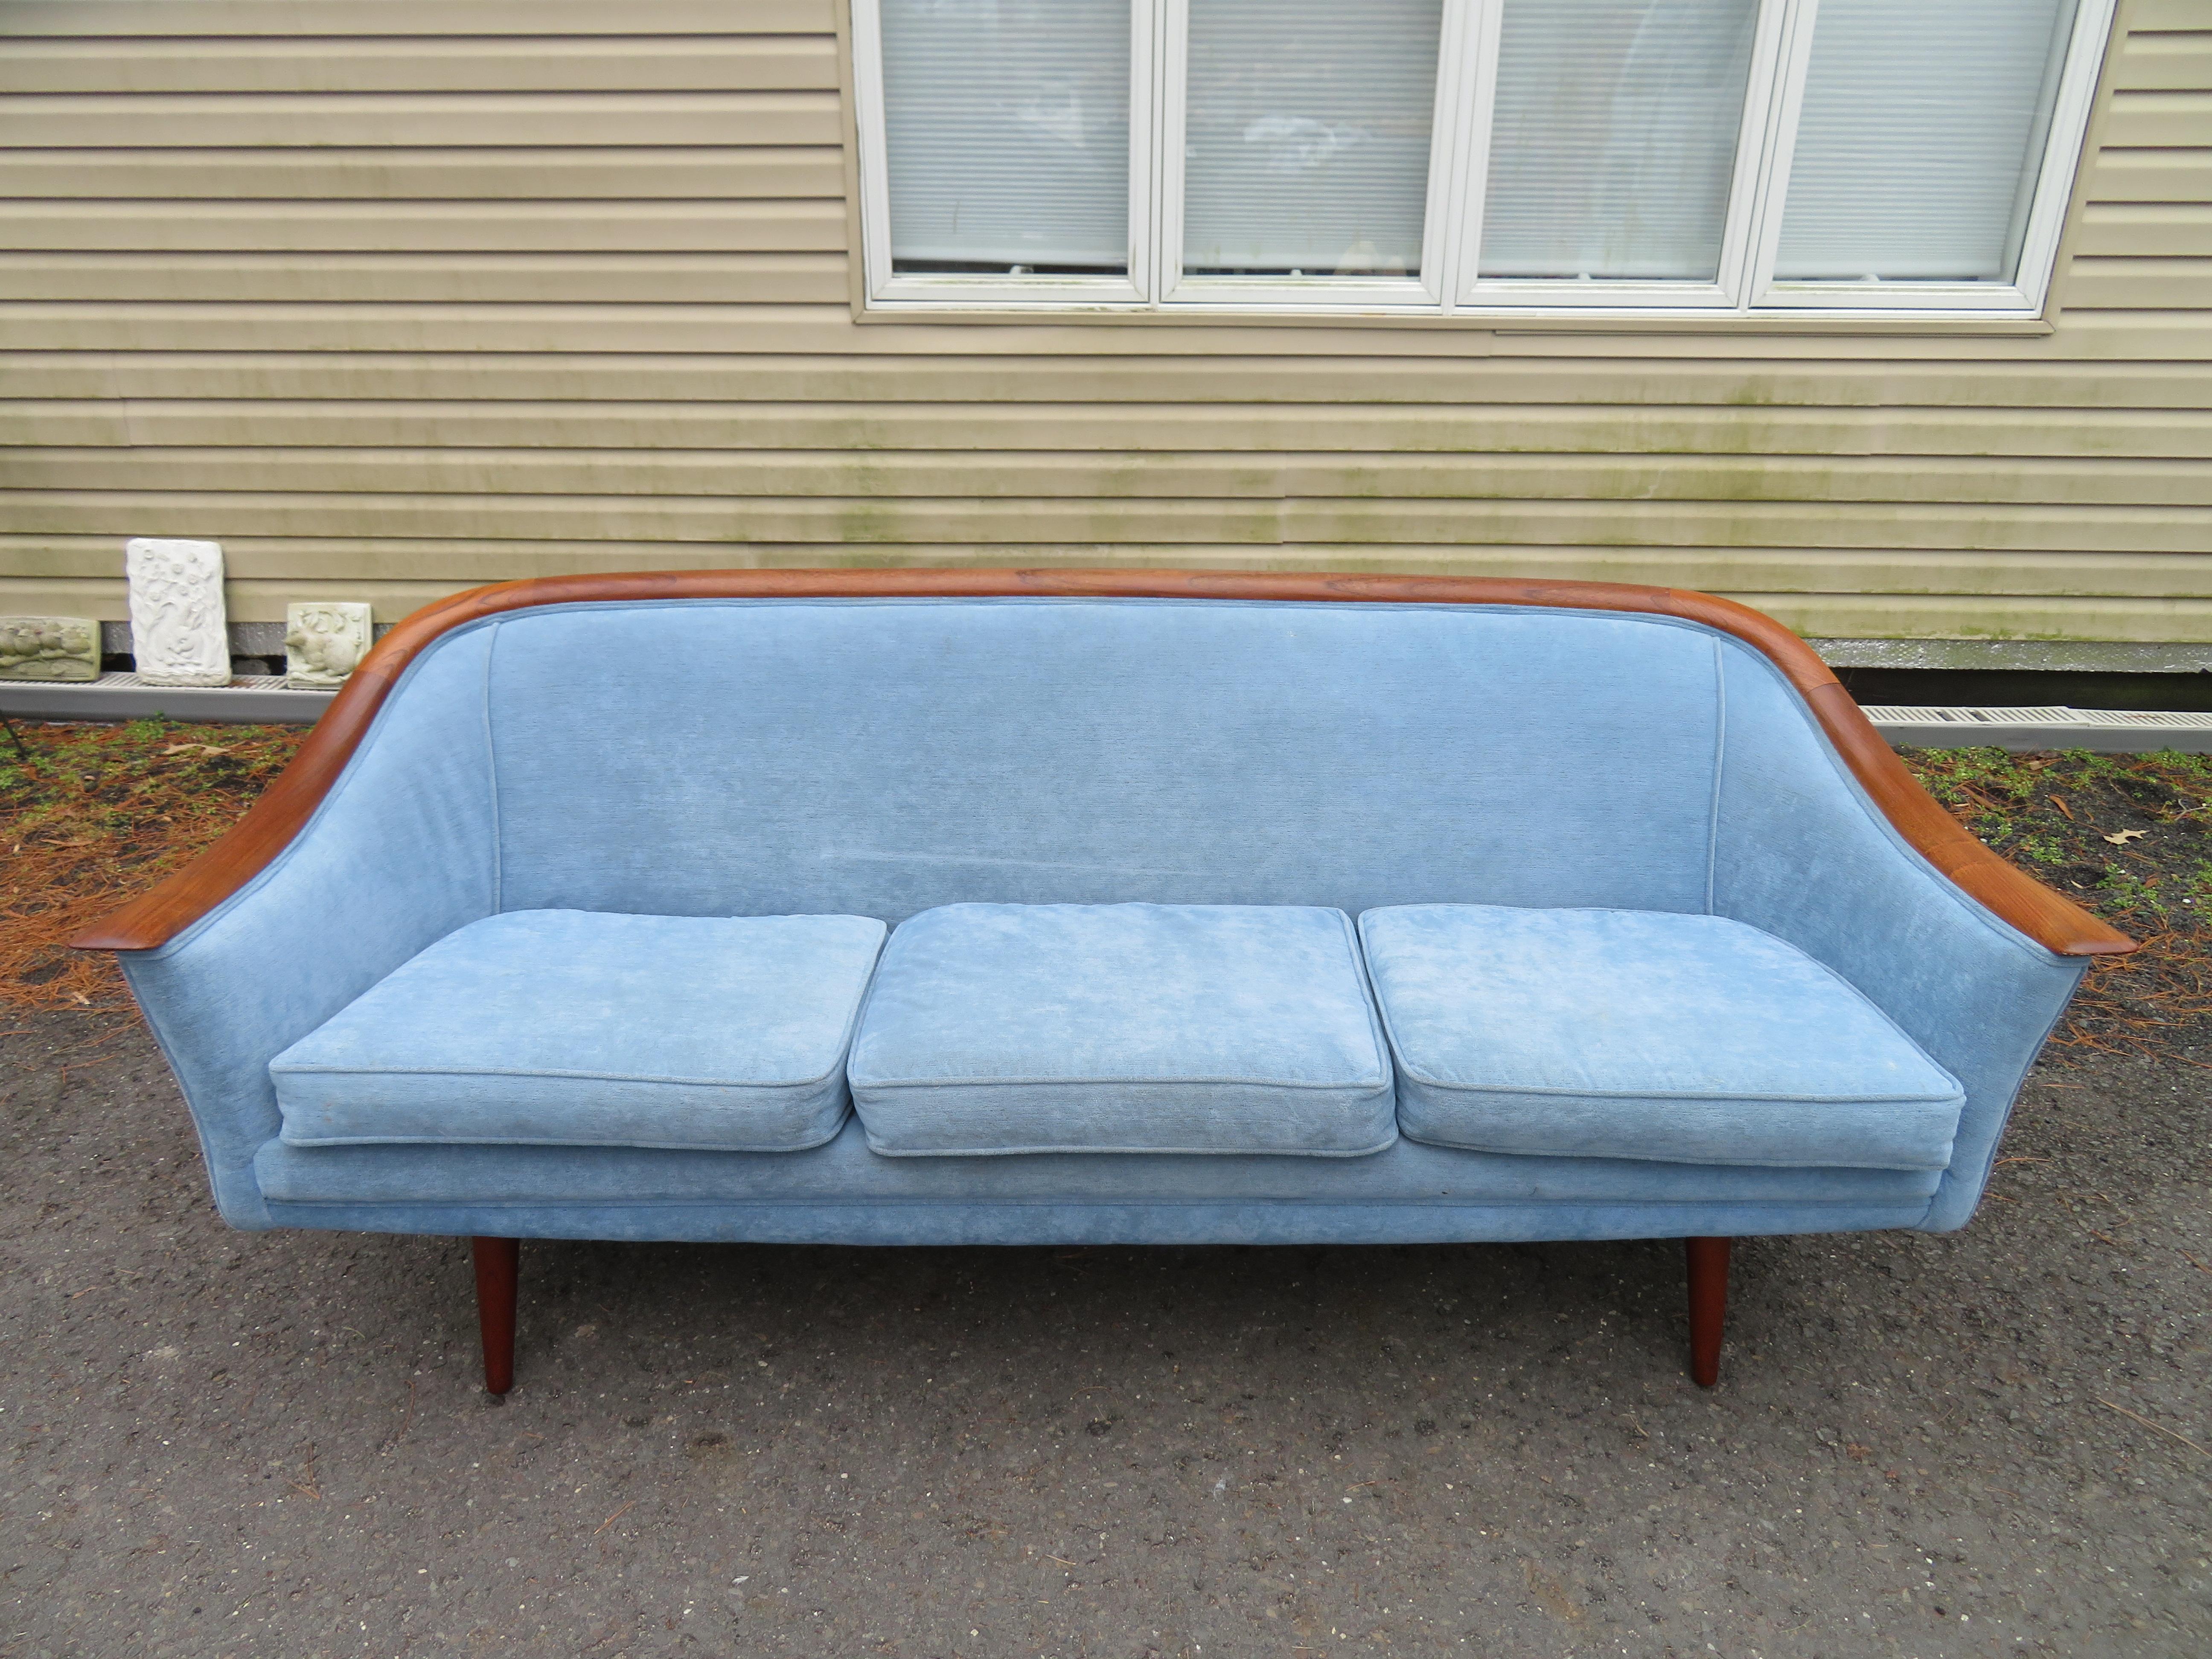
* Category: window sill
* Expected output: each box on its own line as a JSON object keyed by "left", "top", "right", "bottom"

{"left": 850, "top": 300, "right": 2059, "bottom": 338}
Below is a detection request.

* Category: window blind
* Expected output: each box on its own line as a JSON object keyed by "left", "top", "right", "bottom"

{"left": 1773, "top": 0, "right": 2081, "bottom": 283}
{"left": 1181, "top": 0, "right": 1443, "bottom": 277}
{"left": 1478, "top": 0, "right": 1760, "bottom": 283}
{"left": 881, "top": 0, "right": 1132, "bottom": 274}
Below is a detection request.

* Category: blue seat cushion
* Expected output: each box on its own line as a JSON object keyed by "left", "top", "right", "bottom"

{"left": 270, "top": 909, "right": 886, "bottom": 1151}
{"left": 1359, "top": 905, "right": 1965, "bottom": 1171}
{"left": 846, "top": 903, "right": 1397, "bottom": 1157}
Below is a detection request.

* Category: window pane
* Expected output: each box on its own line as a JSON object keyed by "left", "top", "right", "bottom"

{"left": 881, "top": 0, "right": 1130, "bottom": 275}
{"left": 1479, "top": 0, "right": 1759, "bottom": 282}
{"left": 1182, "top": 0, "right": 1442, "bottom": 278}
{"left": 1774, "top": 0, "right": 2081, "bottom": 283}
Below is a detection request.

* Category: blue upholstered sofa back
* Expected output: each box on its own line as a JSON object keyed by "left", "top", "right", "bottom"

{"left": 447, "top": 598, "right": 1733, "bottom": 922}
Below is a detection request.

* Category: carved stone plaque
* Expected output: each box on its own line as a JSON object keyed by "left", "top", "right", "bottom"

{"left": 125, "top": 538, "right": 230, "bottom": 686}
{"left": 285, "top": 601, "right": 373, "bottom": 689}
{"left": 0, "top": 616, "right": 100, "bottom": 682}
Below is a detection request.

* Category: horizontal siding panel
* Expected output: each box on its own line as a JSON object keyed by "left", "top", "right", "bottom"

{"left": 0, "top": 204, "right": 847, "bottom": 256}
{"left": 0, "top": 93, "right": 843, "bottom": 149}
{"left": 2073, "top": 202, "right": 2212, "bottom": 257}
{"left": 0, "top": 492, "right": 1275, "bottom": 545}
{"left": 2060, "top": 256, "right": 2212, "bottom": 309}
{"left": 1736, "top": 593, "right": 2212, "bottom": 643}
{"left": 2083, "top": 149, "right": 2212, "bottom": 204}
{"left": 0, "top": 147, "right": 845, "bottom": 201}
{"left": 13, "top": 447, "right": 2211, "bottom": 509}
{"left": 11, "top": 401, "right": 2212, "bottom": 460}
{"left": 1480, "top": 312, "right": 2212, "bottom": 362}
{"left": 9, "top": 535, "right": 2203, "bottom": 593}
{"left": 2101, "top": 89, "right": 2212, "bottom": 148}
{"left": 0, "top": 2, "right": 831, "bottom": 35}
{"left": 0, "top": 403, "right": 131, "bottom": 447}
{"left": 5, "top": 491, "right": 2206, "bottom": 554}
{"left": 6, "top": 304, "right": 2211, "bottom": 360}
{"left": 4, "top": 573, "right": 2197, "bottom": 644}
{"left": 4, "top": 539, "right": 2206, "bottom": 598}
{"left": 1281, "top": 501, "right": 2212, "bottom": 556}
{"left": 6, "top": 561, "right": 2211, "bottom": 646}
{"left": 0, "top": 575, "right": 469, "bottom": 623}
{"left": 9, "top": 352, "right": 2212, "bottom": 409}
{"left": 2111, "top": 30, "right": 2212, "bottom": 92}
{"left": 0, "top": 253, "right": 849, "bottom": 306}
{"left": 0, "top": 38, "right": 838, "bottom": 95}
{"left": 2129, "top": 0, "right": 2212, "bottom": 32}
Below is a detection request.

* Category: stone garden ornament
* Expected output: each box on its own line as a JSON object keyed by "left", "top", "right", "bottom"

{"left": 0, "top": 616, "right": 100, "bottom": 681}
{"left": 285, "top": 601, "right": 373, "bottom": 689}
{"left": 125, "top": 538, "right": 230, "bottom": 687}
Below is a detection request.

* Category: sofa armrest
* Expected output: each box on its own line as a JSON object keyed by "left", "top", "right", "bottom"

{"left": 76, "top": 624, "right": 504, "bottom": 1226}
{"left": 1711, "top": 645, "right": 2107, "bottom": 1231}
{"left": 1788, "top": 682, "right": 2131, "bottom": 959}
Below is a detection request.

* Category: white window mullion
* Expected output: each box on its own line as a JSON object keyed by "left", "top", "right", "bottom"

{"left": 1744, "top": 0, "right": 1824, "bottom": 308}
{"left": 1735, "top": 0, "right": 1816, "bottom": 312}
{"left": 1155, "top": 0, "right": 1190, "bottom": 308}
{"left": 1711, "top": 0, "right": 1795, "bottom": 309}
{"left": 1421, "top": 0, "right": 1482, "bottom": 309}
{"left": 1146, "top": 0, "right": 1172, "bottom": 307}
{"left": 1129, "top": 0, "right": 1159, "bottom": 303}
{"left": 1445, "top": 0, "right": 1508, "bottom": 313}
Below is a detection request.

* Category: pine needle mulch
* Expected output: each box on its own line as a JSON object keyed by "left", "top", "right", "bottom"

{"left": 1, "top": 717, "right": 2207, "bottom": 1062}
{"left": 1, "top": 717, "right": 304, "bottom": 1013}
{"left": 1903, "top": 745, "right": 2212, "bottom": 1061}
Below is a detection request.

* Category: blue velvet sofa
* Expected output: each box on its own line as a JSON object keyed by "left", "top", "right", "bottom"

{"left": 78, "top": 570, "right": 2133, "bottom": 1394}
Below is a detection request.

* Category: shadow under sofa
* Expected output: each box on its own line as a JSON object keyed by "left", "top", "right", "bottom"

{"left": 75, "top": 569, "right": 2133, "bottom": 1395}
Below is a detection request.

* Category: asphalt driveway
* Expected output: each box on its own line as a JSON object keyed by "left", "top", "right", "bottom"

{"left": 2, "top": 1008, "right": 2206, "bottom": 1659}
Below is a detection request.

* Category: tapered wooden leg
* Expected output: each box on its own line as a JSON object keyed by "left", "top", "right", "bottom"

{"left": 1686, "top": 1236, "right": 1731, "bottom": 1388}
{"left": 472, "top": 1236, "right": 520, "bottom": 1395}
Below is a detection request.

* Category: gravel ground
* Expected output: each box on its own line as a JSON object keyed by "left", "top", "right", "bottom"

{"left": 2, "top": 1008, "right": 2206, "bottom": 1659}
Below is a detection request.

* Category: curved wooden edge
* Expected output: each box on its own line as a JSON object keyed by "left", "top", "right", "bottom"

{"left": 1796, "top": 681, "right": 2133, "bottom": 958}
{"left": 68, "top": 568, "right": 2136, "bottom": 959}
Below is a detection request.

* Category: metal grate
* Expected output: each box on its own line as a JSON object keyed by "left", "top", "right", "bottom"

{"left": 1861, "top": 705, "right": 2212, "bottom": 753}
{"left": 1, "top": 671, "right": 295, "bottom": 690}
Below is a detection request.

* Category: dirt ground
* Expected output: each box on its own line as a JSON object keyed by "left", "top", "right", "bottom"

{"left": 1, "top": 726, "right": 2208, "bottom": 1657}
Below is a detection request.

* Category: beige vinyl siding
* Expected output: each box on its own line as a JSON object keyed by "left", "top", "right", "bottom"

{"left": 0, "top": 0, "right": 2207, "bottom": 645}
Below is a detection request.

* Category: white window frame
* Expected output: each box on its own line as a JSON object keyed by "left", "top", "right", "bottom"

{"left": 1743, "top": 0, "right": 2115, "bottom": 315}
{"left": 1453, "top": 0, "right": 1791, "bottom": 313}
{"left": 1152, "top": 0, "right": 1471, "bottom": 312}
{"left": 849, "top": 0, "right": 1158, "bottom": 308}
{"left": 848, "top": 0, "right": 2116, "bottom": 320}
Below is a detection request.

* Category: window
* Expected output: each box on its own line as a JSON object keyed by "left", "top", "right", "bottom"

{"left": 850, "top": 0, "right": 2114, "bottom": 318}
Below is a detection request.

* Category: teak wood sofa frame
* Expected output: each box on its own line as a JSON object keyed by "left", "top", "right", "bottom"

{"left": 75, "top": 571, "right": 2133, "bottom": 1393}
